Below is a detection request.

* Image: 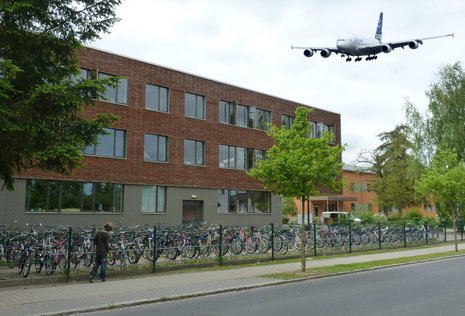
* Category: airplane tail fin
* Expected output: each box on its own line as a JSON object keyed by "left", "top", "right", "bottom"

{"left": 375, "top": 12, "right": 383, "bottom": 42}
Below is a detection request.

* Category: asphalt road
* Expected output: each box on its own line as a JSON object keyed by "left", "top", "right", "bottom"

{"left": 81, "top": 256, "right": 465, "bottom": 316}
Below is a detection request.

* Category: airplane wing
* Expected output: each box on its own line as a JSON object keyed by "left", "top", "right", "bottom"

{"left": 385, "top": 33, "right": 454, "bottom": 50}
{"left": 291, "top": 46, "right": 340, "bottom": 58}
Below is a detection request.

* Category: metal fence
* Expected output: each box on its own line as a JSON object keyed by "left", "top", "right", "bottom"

{"left": 0, "top": 221, "right": 459, "bottom": 287}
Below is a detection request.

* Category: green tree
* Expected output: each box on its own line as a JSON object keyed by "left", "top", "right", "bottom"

{"left": 375, "top": 125, "right": 424, "bottom": 215}
{"left": 405, "top": 62, "right": 465, "bottom": 164}
{"left": 0, "top": 0, "right": 122, "bottom": 190}
{"left": 248, "top": 106, "right": 344, "bottom": 271}
{"left": 357, "top": 125, "right": 423, "bottom": 215}
{"left": 415, "top": 148, "right": 465, "bottom": 251}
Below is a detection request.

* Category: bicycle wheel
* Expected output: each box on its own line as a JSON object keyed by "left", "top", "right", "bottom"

{"left": 57, "top": 253, "right": 67, "bottom": 270}
{"left": 44, "top": 255, "right": 57, "bottom": 276}
{"left": 244, "top": 238, "right": 257, "bottom": 254}
{"left": 127, "top": 249, "right": 141, "bottom": 264}
{"left": 184, "top": 242, "right": 199, "bottom": 259}
{"left": 163, "top": 240, "right": 178, "bottom": 261}
{"left": 228, "top": 238, "right": 243, "bottom": 256}
{"left": 115, "top": 250, "right": 125, "bottom": 266}
{"left": 257, "top": 237, "right": 270, "bottom": 253}
{"left": 83, "top": 252, "right": 94, "bottom": 267}
{"left": 21, "top": 254, "right": 32, "bottom": 278}
{"left": 34, "top": 254, "right": 44, "bottom": 273}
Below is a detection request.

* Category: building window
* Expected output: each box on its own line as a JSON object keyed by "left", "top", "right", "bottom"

{"left": 325, "top": 124, "right": 336, "bottom": 143}
{"left": 351, "top": 181, "right": 369, "bottom": 192}
{"left": 219, "top": 145, "right": 249, "bottom": 170}
{"left": 98, "top": 72, "right": 128, "bottom": 104}
{"left": 254, "top": 149, "right": 266, "bottom": 165}
{"left": 217, "top": 189, "right": 271, "bottom": 213}
{"left": 219, "top": 100, "right": 235, "bottom": 124}
{"left": 141, "top": 186, "right": 166, "bottom": 213}
{"left": 237, "top": 104, "right": 254, "bottom": 128}
{"left": 84, "top": 128, "right": 126, "bottom": 158}
{"left": 281, "top": 114, "right": 294, "bottom": 130}
{"left": 256, "top": 108, "right": 272, "bottom": 131}
{"left": 144, "top": 134, "right": 168, "bottom": 162}
{"left": 309, "top": 121, "right": 335, "bottom": 143}
{"left": 79, "top": 68, "right": 92, "bottom": 80}
{"left": 25, "top": 180, "right": 123, "bottom": 212}
{"left": 145, "top": 84, "right": 169, "bottom": 113}
{"left": 185, "top": 92, "right": 205, "bottom": 119}
{"left": 184, "top": 139, "right": 205, "bottom": 166}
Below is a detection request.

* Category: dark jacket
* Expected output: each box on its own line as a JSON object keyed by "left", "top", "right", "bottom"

{"left": 93, "top": 230, "right": 110, "bottom": 256}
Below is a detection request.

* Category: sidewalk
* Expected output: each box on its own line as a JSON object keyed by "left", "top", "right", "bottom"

{"left": 1, "top": 244, "right": 464, "bottom": 316}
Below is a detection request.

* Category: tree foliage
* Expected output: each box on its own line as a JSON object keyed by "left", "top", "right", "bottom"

{"left": 248, "top": 106, "right": 344, "bottom": 199}
{"left": 357, "top": 125, "right": 423, "bottom": 214}
{"left": 405, "top": 62, "right": 465, "bottom": 164}
{"left": 0, "top": 0, "right": 122, "bottom": 189}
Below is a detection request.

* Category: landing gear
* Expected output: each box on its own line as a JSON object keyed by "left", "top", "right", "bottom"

{"left": 365, "top": 55, "right": 378, "bottom": 61}
{"left": 345, "top": 57, "right": 352, "bottom": 62}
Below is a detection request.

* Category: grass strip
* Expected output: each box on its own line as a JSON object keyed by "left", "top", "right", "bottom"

{"left": 262, "top": 250, "right": 465, "bottom": 280}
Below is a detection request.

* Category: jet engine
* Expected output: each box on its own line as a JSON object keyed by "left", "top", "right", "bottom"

{"left": 303, "top": 49, "right": 314, "bottom": 57}
{"left": 381, "top": 44, "right": 392, "bottom": 53}
{"left": 408, "top": 41, "right": 420, "bottom": 49}
{"left": 320, "top": 49, "right": 331, "bottom": 58}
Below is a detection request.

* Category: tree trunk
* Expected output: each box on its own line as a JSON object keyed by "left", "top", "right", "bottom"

{"left": 453, "top": 212, "right": 458, "bottom": 252}
{"left": 301, "top": 196, "right": 306, "bottom": 272}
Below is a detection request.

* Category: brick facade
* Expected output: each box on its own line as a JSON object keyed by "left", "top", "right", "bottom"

{"left": 2, "top": 47, "right": 342, "bottom": 227}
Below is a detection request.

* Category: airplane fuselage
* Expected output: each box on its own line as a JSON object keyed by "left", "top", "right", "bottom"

{"left": 336, "top": 34, "right": 382, "bottom": 56}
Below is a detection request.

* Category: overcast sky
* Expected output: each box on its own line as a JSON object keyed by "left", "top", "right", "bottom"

{"left": 92, "top": 0, "right": 463, "bottom": 163}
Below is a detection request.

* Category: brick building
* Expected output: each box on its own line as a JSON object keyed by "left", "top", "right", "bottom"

{"left": 0, "top": 47, "right": 341, "bottom": 227}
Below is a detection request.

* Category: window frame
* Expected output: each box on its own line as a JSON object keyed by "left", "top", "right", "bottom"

{"left": 217, "top": 189, "right": 271, "bottom": 214}
{"left": 184, "top": 139, "right": 205, "bottom": 166}
{"left": 144, "top": 134, "right": 168, "bottom": 162}
{"left": 185, "top": 92, "right": 206, "bottom": 119}
{"left": 141, "top": 185, "right": 167, "bottom": 214}
{"left": 219, "top": 100, "right": 235, "bottom": 124}
{"left": 145, "top": 83, "right": 170, "bottom": 113}
{"left": 281, "top": 114, "right": 294, "bottom": 130}
{"left": 25, "top": 179, "right": 124, "bottom": 213}
{"left": 84, "top": 128, "right": 126, "bottom": 158}
{"left": 98, "top": 72, "right": 128, "bottom": 105}
{"left": 255, "top": 108, "right": 272, "bottom": 131}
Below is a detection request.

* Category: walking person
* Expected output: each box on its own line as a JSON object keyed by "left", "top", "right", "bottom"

{"left": 89, "top": 222, "right": 114, "bottom": 283}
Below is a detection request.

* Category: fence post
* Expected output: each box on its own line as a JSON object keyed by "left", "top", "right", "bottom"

{"left": 425, "top": 222, "right": 429, "bottom": 245}
{"left": 459, "top": 220, "right": 463, "bottom": 241}
{"left": 313, "top": 223, "right": 317, "bottom": 257}
{"left": 152, "top": 225, "right": 156, "bottom": 273}
{"left": 66, "top": 226, "right": 72, "bottom": 282}
{"left": 218, "top": 225, "right": 223, "bottom": 266}
{"left": 349, "top": 222, "right": 352, "bottom": 254}
{"left": 378, "top": 222, "right": 382, "bottom": 250}
{"left": 444, "top": 221, "right": 447, "bottom": 243}
{"left": 271, "top": 223, "right": 275, "bottom": 261}
{"left": 403, "top": 221, "right": 407, "bottom": 248}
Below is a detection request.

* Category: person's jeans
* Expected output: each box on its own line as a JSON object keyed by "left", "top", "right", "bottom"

{"left": 89, "top": 255, "right": 107, "bottom": 280}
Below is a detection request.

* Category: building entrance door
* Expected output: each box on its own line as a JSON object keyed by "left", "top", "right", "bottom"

{"left": 182, "top": 200, "right": 204, "bottom": 225}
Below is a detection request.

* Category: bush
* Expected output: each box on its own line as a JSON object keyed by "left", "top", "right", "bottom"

{"left": 403, "top": 209, "right": 423, "bottom": 224}
{"left": 350, "top": 209, "right": 379, "bottom": 224}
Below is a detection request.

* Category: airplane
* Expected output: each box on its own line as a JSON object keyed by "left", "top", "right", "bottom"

{"left": 291, "top": 12, "right": 454, "bottom": 62}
